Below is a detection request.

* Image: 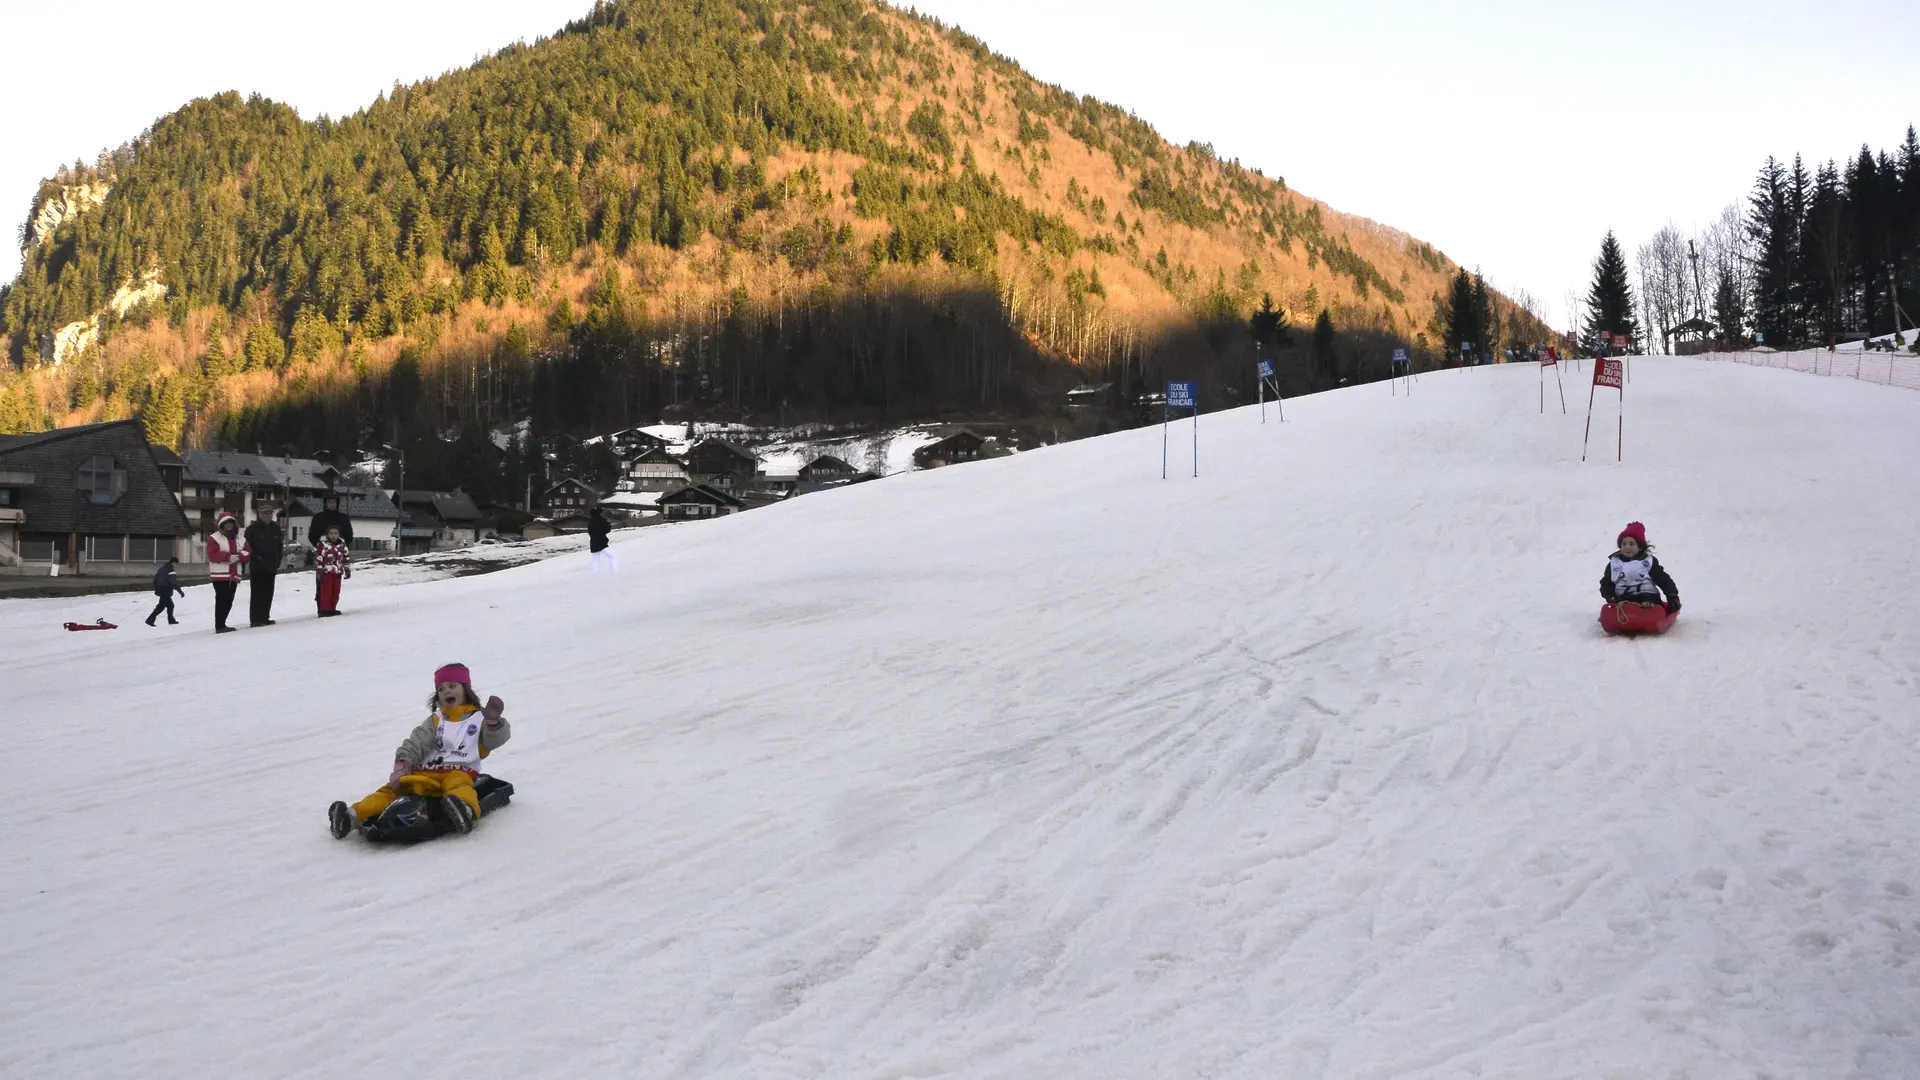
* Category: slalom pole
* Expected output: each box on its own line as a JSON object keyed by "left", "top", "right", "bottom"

{"left": 1192, "top": 406, "right": 1199, "bottom": 478}
{"left": 1581, "top": 380, "right": 1598, "bottom": 461}
{"left": 1556, "top": 364, "right": 1567, "bottom": 413}
{"left": 1539, "top": 363, "right": 1544, "bottom": 413}
{"left": 1616, "top": 387, "right": 1624, "bottom": 463}
{"left": 1161, "top": 396, "right": 1169, "bottom": 480}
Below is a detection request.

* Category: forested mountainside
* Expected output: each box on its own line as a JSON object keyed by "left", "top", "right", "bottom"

{"left": 0, "top": 0, "right": 1548, "bottom": 478}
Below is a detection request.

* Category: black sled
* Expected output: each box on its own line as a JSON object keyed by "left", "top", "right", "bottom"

{"left": 360, "top": 775, "right": 515, "bottom": 843}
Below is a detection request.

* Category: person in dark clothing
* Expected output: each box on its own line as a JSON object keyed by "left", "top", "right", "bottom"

{"left": 146, "top": 557, "right": 185, "bottom": 626}
{"left": 587, "top": 506, "right": 616, "bottom": 574}
{"left": 308, "top": 493, "right": 354, "bottom": 548}
{"left": 244, "top": 506, "right": 285, "bottom": 627}
{"left": 1600, "top": 521, "right": 1681, "bottom": 614}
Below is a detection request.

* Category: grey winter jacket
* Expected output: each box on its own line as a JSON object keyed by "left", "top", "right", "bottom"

{"left": 394, "top": 705, "right": 511, "bottom": 769}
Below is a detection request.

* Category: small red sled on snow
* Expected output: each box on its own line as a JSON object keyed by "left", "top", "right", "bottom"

{"left": 63, "top": 618, "right": 118, "bottom": 632}
{"left": 1598, "top": 602, "right": 1676, "bottom": 636}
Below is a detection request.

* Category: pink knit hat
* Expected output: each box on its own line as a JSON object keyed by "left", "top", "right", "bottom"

{"left": 433, "top": 663, "right": 472, "bottom": 687}
{"left": 1617, "top": 521, "right": 1647, "bottom": 545}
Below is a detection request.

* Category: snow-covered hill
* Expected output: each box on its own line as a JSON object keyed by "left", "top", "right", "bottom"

{"left": 7, "top": 360, "right": 1920, "bottom": 1078}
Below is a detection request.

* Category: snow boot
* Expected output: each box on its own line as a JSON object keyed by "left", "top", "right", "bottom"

{"left": 328, "top": 801, "right": 356, "bottom": 840}
{"left": 441, "top": 794, "right": 476, "bottom": 835}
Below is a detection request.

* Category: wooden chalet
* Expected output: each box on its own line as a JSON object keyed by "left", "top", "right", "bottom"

{"left": 544, "top": 477, "right": 598, "bottom": 515}
{"left": 682, "top": 439, "right": 759, "bottom": 492}
{"left": 912, "top": 429, "right": 990, "bottom": 470}
{"left": 658, "top": 483, "right": 745, "bottom": 520}
{"left": 0, "top": 420, "right": 193, "bottom": 576}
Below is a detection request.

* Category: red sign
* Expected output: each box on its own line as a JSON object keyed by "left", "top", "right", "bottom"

{"left": 1611, "top": 333, "right": 1629, "bottom": 349}
{"left": 1593, "top": 359, "right": 1624, "bottom": 389}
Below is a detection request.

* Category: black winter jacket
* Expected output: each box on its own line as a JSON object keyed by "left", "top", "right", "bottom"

{"left": 1600, "top": 552, "right": 1680, "bottom": 610}
{"left": 152, "top": 564, "right": 181, "bottom": 596}
{"left": 308, "top": 506, "right": 354, "bottom": 546}
{"left": 588, "top": 512, "right": 611, "bottom": 552}
{"left": 245, "top": 520, "right": 285, "bottom": 573}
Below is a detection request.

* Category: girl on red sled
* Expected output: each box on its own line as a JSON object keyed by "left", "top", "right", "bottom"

{"left": 1600, "top": 521, "right": 1681, "bottom": 617}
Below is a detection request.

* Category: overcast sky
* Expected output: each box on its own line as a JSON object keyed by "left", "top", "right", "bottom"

{"left": 3, "top": 0, "right": 1916, "bottom": 329}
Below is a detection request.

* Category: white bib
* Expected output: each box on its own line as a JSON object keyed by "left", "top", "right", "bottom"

{"left": 1609, "top": 554, "right": 1656, "bottom": 596}
{"left": 421, "top": 709, "right": 485, "bottom": 772}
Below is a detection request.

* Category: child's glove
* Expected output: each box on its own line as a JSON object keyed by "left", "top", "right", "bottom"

{"left": 482, "top": 696, "right": 506, "bottom": 727}
{"left": 389, "top": 760, "right": 412, "bottom": 791}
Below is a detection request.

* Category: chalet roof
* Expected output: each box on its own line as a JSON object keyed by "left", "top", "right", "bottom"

{"left": 800, "top": 453, "right": 855, "bottom": 473}
{"left": 658, "top": 483, "right": 746, "bottom": 508}
{"left": 544, "top": 476, "right": 595, "bottom": 493}
{"left": 628, "top": 447, "right": 685, "bottom": 467}
{"left": 288, "top": 486, "right": 400, "bottom": 521}
{"left": 181, "top": 450, "right": 278, "bottom": 487}
{"left": 0, "top": 419, "right": 192, "bottom": 537}
{"left": 397, "top": 489, "right": 482, "bottom": 524}
{"left": 147, "top": 444, "right": 186, "bottom": 467}
{"left": 685, "top": 437, "right": 758, "bottom": 462}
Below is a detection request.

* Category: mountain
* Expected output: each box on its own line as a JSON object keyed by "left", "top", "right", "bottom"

{"left": 0, "top": 0, "right": 1550, "bottom": 467}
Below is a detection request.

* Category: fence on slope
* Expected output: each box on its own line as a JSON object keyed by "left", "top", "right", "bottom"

{"left": 1701, "top": 338, "right": 1920, "bottom": 392}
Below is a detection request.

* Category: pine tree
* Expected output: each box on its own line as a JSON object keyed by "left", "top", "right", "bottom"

{"left": 1582, "top": 232, "right": 1639, "bottom": 354}
{"left": 1441, "top": 268, "right": 1475, "bottom": 363}
{"left": 1310, "top": 308, "right": 1337, "bottom": 388}
{"left": 1469, "top": 272, "right": 1494, "bottom": 361}
{"left": 1248, "top": 292, "right": 1290, "bottom": 354}
{"left": 140, "top": 376, "right": 186, "bottom": 449}
{"left": 1747, "top": 157, "right": 1796, "bottom": 345}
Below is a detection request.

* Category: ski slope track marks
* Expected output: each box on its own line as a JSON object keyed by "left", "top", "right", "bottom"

{"left": 5, "top": 359, "right": 1920, "bottom": 1078}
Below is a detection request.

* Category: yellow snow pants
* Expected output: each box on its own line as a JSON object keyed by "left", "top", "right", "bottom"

{"left": 352, "top": 770, "right": 480, "bottom": 821}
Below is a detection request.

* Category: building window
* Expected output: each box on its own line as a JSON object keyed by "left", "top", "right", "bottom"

{"left": 78, "top": 455, "right": 127, "bottom": 505}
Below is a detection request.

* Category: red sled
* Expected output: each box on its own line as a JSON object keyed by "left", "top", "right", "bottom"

{"left": 64, "top": 619, "right": 118, "bottom": 631}
{"left": 1598, "top": 603, "right": 1675, "bottom": 636}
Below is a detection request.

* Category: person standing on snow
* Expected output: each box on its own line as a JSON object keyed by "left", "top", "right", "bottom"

{"left": 328, "top": 663, "right": 511, "bottom": 839}
{"left": 146, "top": 556, "right": 185, "bottom": 626}
{"left": 313, "top": 525, "right": 352, "bottom": 617}
{"left": 587, "top": 505, "right": 616, "bottom": 574}
{"left": 206, "top": 511, "right": 249, "bottom": 633}
{"left": 244, "top": 505, "right": 285, "bottom": 627}
{"left": 307, "top": 492, "right": 354, "bottom": 548}
{"left": 1600, "top": 521, "right": 1681, "bottom": 613}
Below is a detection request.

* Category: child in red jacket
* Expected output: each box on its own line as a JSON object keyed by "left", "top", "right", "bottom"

{"left": 313, "top": 525, "right": 351, "bottom": 617}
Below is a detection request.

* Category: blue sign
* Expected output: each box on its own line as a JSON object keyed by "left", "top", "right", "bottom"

{"left": 1167, "top": 381, "right": 1197, "bottom": 409}
{"left": 1392, "top": 347, "right": 1409, "bottom": 363}
{"left": 1257, "top": 359, "right": 1275, "bottom": 379}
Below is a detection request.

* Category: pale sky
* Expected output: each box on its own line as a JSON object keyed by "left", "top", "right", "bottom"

{"left": 3, "top": 0, "right": 1916, "bottom": 330}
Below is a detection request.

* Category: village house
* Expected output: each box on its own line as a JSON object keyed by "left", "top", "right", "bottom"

{"left": 179, "top": 451, "right": 340, "bottom": 563}
{"left": 658, "top": 483, "right": 745, "bottom": 520}
{"left": 544, "top": 476, "right": 598, "bottom": 514}
{"left": 606, "top": 427, "right": 673, "bottom": 460}
{"left": 0, "top": 420, "right": 193, "bottom": 576}
{"left": 624, "top": 448, "right": 690, "bottom": 493}
{"left": 395, "top": 489, "right": 490, "bottom": 554}
{"left": 682, "top": 438, "right": 759, "bottom": 493}
{"left": 797, "top": 454, "right": 861, "bottom": 484}
{"left": 912, "top": 429, "right": 991, "bottom": 470}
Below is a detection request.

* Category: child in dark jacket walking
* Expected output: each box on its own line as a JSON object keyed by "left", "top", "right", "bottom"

{"left": 1600, "top": 521, "right": 1681, "bottom": 613}
{"left": 146, "top": 557, "right": 185, "bottom": 626}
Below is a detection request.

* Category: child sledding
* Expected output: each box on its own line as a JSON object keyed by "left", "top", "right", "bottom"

{"left": 1598, "top": 521, "right": 1682, "bottom": 635}
{"left": 329, "top": 663, "right": 514, "bottom": 841}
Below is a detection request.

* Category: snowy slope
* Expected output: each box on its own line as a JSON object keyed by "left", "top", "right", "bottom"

{"left": 7, "top": 360, "right": 1920, "bottom": 1078}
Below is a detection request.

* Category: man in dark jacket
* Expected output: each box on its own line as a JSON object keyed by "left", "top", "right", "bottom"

{"left": 587, "top": 506, "right": 615, "bottom": 574}
{"left": 308, "top": 493, "right": 354, "bottom": 548}
{"left": 244, "top": 506, "right": 285, "bottom": 626}
{"left": 146, "top": 557, "right": 185, "bottom": 626}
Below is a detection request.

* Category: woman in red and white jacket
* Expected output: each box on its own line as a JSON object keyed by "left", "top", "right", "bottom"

{"left": 205, "top": 511, "right": 250, "bottom": 633}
